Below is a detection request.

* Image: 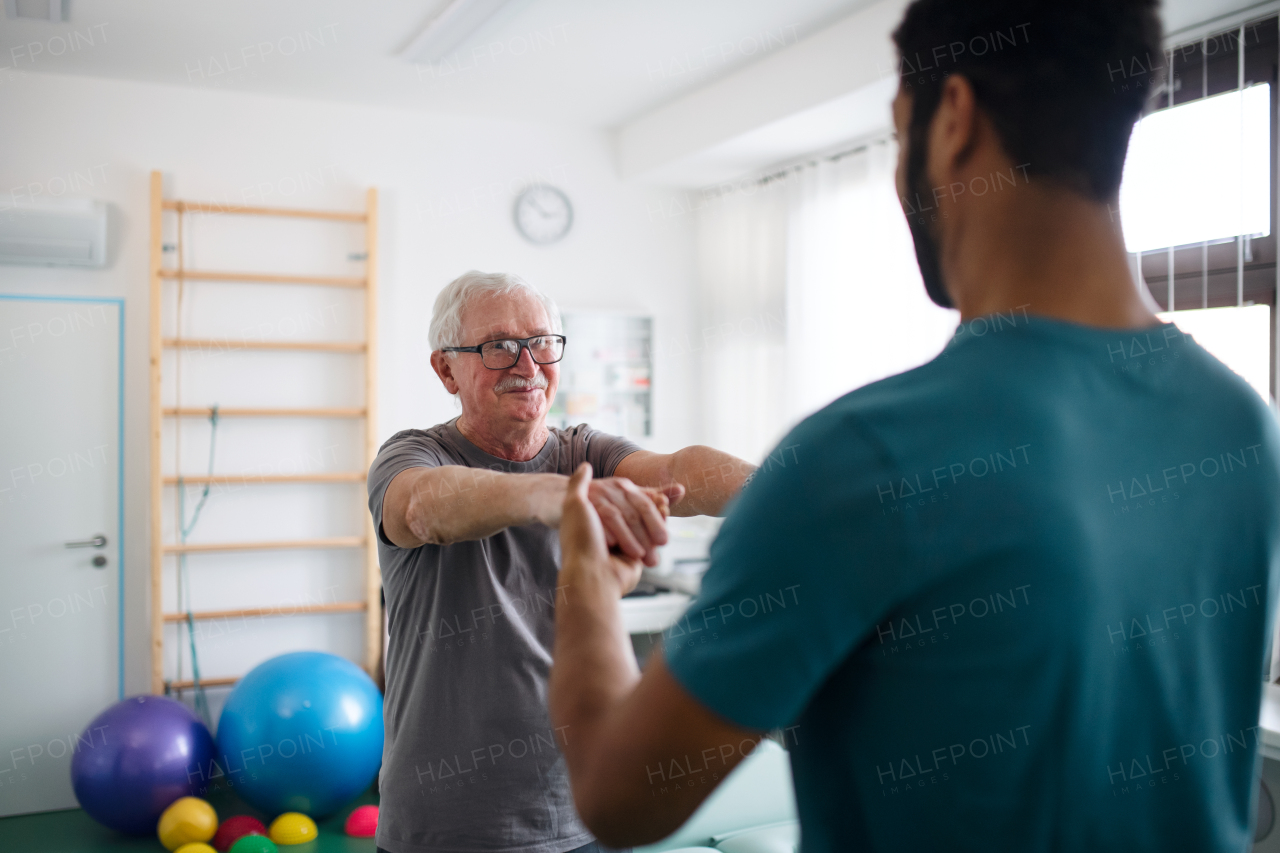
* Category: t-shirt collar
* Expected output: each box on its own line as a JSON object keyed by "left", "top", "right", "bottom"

{"left": 446, "top": 417, "right": 559, "bottom": 473}
{"left": 943, "top": 311, "right": 1179, "bottom": 354}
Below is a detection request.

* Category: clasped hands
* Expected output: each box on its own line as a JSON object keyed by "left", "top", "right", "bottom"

{"left": 581, "top": 469, "right": 682, "bottom": 570}
{"left": 562, "top": 463, "right": 676, "bottom": 594}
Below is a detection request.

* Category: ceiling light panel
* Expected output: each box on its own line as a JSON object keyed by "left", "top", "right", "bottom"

{"left": 400, "top": 0, "right": 514, "bottom": 64}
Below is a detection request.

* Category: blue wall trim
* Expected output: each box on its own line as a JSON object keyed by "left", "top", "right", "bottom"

{"left": 0, "top": 293, "right": 127, "bottom": 700}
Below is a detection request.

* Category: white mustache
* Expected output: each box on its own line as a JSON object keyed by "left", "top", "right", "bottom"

{"left": 494, "top": 375, "right": 548, "bottom": 393}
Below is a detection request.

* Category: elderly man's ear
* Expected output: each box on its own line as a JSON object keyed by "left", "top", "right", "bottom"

{"left": 430, "top": 351, "right": 461, "bottom": 395}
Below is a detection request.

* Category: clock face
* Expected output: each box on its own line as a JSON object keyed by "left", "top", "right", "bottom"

{"left": 514, "top": 185, "right": 573, "bottom": 245}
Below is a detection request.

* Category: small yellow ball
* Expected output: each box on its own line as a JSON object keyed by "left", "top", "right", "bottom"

{"left": 157, "top": 797, "right": 218, "bottom": 851}
{"left": 174, "top": 844, "right": 218, "bottom": 853}
{"left": 268, "top": 812, "right": 318, "bottom": 846}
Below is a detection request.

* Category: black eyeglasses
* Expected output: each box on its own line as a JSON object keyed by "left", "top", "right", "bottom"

{"left": 441, "top": 335, "right": 567, "bottom": 370}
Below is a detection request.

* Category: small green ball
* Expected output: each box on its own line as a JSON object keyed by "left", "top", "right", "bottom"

{"left": 228, "top": 835, "right": 278, "bottom": 853}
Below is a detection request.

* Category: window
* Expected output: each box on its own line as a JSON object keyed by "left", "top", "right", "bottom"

{"left": 1121, "top": 16, "right": 1278, "bottom": 399}
{"left": 1157, "top": 305, "right": 1271, "bottom": 400}
{"left": 1120, "top": 84, "right": 1270, "bottom": 253}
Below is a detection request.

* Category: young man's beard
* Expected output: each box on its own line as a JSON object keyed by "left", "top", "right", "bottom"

{"left": 904, "top": 121, "right": 953, "bottom": 310}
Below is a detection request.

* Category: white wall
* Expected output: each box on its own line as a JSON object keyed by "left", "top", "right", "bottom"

{"left": 0, "top": 71, "right": 699, "bottom": 703}
{"left": 617, "top": 0, "right": 908, "bottom": 185}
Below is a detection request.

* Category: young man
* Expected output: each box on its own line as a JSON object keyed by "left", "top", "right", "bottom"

{"left": 549, "top": 1, "right": 1280, "bottom": 850}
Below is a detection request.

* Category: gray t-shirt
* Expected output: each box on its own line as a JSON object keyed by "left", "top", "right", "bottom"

{"left": 368, "top": 419, "right": 641, "bottom": 853}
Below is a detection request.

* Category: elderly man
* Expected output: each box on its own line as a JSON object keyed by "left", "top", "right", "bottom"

{"left": 367, "top": 270, "right": 752, "bottom": 853}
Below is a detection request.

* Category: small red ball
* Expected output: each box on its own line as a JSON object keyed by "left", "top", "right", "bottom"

{"left": 344, "top": 805, "right": 378, "bottom": 838}
{"left": 212, "top": 815, "right": 268, "bottom": 852}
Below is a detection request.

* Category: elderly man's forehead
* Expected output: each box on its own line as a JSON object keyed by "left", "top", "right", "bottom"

{"left": 459, "top": 290, "right": 551, "bottom": 339}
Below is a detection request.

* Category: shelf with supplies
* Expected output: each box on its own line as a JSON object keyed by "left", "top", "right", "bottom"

{"left": 549, "top": 311, "right": 652, "bottom": 439}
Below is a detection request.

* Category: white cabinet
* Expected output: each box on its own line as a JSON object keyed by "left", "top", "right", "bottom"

{"left": 550, "top": 312, "right": 652, "bottom": 439}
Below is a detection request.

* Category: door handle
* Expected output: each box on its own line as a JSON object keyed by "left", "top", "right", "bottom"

{"left": 65, "top": 535, "right": 107, "bottom": 549}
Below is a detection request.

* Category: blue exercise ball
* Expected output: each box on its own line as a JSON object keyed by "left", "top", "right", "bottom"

{"left": 216, "top": 651, "right": 383, "bottom": 817}
{"left": 70, "top": 695, "right": 218, "bottom": 835}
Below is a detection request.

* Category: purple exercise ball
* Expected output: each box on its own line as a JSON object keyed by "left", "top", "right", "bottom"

{"left": 70, "top": 695, "right": 218, "bottom": 835}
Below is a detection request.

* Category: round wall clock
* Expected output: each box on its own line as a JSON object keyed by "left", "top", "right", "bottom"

{"left": 513, "top": 185, "right": 573, "bottom": 245}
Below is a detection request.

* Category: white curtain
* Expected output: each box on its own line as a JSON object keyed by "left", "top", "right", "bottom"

{"left": 696, "top": 175, "right": 791, "bottom": 466}
{"left": 697, "top": 138, "right": 959, "bottom": 464}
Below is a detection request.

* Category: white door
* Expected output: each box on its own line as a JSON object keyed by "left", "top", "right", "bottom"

{"left": 0, "top": 295, "right": 122, "bottom": 817}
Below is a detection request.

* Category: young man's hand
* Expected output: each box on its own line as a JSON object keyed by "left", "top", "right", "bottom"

{"left": 561, "top": 463, "right": 651, "bottom": 595}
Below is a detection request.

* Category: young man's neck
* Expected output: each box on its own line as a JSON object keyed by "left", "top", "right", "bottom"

{"left": 944, "top": 182, "right": 1161, "bottom": 330}
{"left": 457, "top": 414, "right": 549, "bottom": 462}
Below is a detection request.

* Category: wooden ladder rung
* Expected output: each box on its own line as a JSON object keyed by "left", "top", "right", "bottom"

{"left": 164, "top": 536, "right": 365, "bottom": 554}
{"left": 149, "top": 173, "right": 383, "bottom": 697}
{"left": 164, "top": 472, "right": 366, "bottom": 486}
{"left": 159, "top": 269, "right": 366, "bottom": 288}
{"left": 162, "top": 601, "right": 367, "bottom": 623}
{"left": 163, "top": 338, "right": 366, "bottom": 353}
{"left": 164, "top": 406, "right": 366, "bottom": 418}
{"left": 168, "top": 676, "right": 239, "bottom": 690}
{"left": 164, "top": 199, "right": 366, "bottom": 222}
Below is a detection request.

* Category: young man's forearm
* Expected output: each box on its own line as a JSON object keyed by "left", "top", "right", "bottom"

{"left": 550, "top": 550, "right": 639, "bottom": 745}
{"left": 549, "top": 476, "right": 646, "bottom": 838}
{"left": 550, "top": 465, "right": 761, "bottom": 846}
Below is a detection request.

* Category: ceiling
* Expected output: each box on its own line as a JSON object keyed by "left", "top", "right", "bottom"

{"left": 0, "top": 0, "right": 871, "bottom": 128}
{"left": 0, "top": 0, "right": 1254, "bottom": 153}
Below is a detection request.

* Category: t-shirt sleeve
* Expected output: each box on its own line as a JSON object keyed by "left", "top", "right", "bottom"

{"left": 664, "top": 409, "right": 914, "bottom": 732}
{"left": 571, "top": 423, "right": 643, "bottom": 478}
{"left": 367, "top": 432, "right": 450, "bottom": 548}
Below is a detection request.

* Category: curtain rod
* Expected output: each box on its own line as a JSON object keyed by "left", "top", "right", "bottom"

{"left": 1165, "top": 1, "right": 1278, "bottom": 47}
{"left": 710, "top": 128, "right": 896, "bottom": 194}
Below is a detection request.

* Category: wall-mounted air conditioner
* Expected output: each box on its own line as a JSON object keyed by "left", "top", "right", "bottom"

{"left": 0, "top": 199, "right": 109, "bottom": 267}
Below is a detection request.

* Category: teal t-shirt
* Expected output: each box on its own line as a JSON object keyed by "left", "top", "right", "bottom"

{"left": 665, "top": 314, "right": 1280, "bottom": 851}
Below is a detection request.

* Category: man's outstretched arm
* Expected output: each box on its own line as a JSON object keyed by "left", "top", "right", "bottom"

{"left": 381, "top": 464, "right": 674, "bottom": 565}
{"left": 549, "top": 463, "right": 763, "bottom": 848}
{"left": 615, "top": 446, "right": 754, "bottom": 517}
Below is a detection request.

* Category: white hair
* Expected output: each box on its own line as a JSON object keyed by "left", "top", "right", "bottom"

{"left": 428, "top": 270, "right": 562, "bottom": 352}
